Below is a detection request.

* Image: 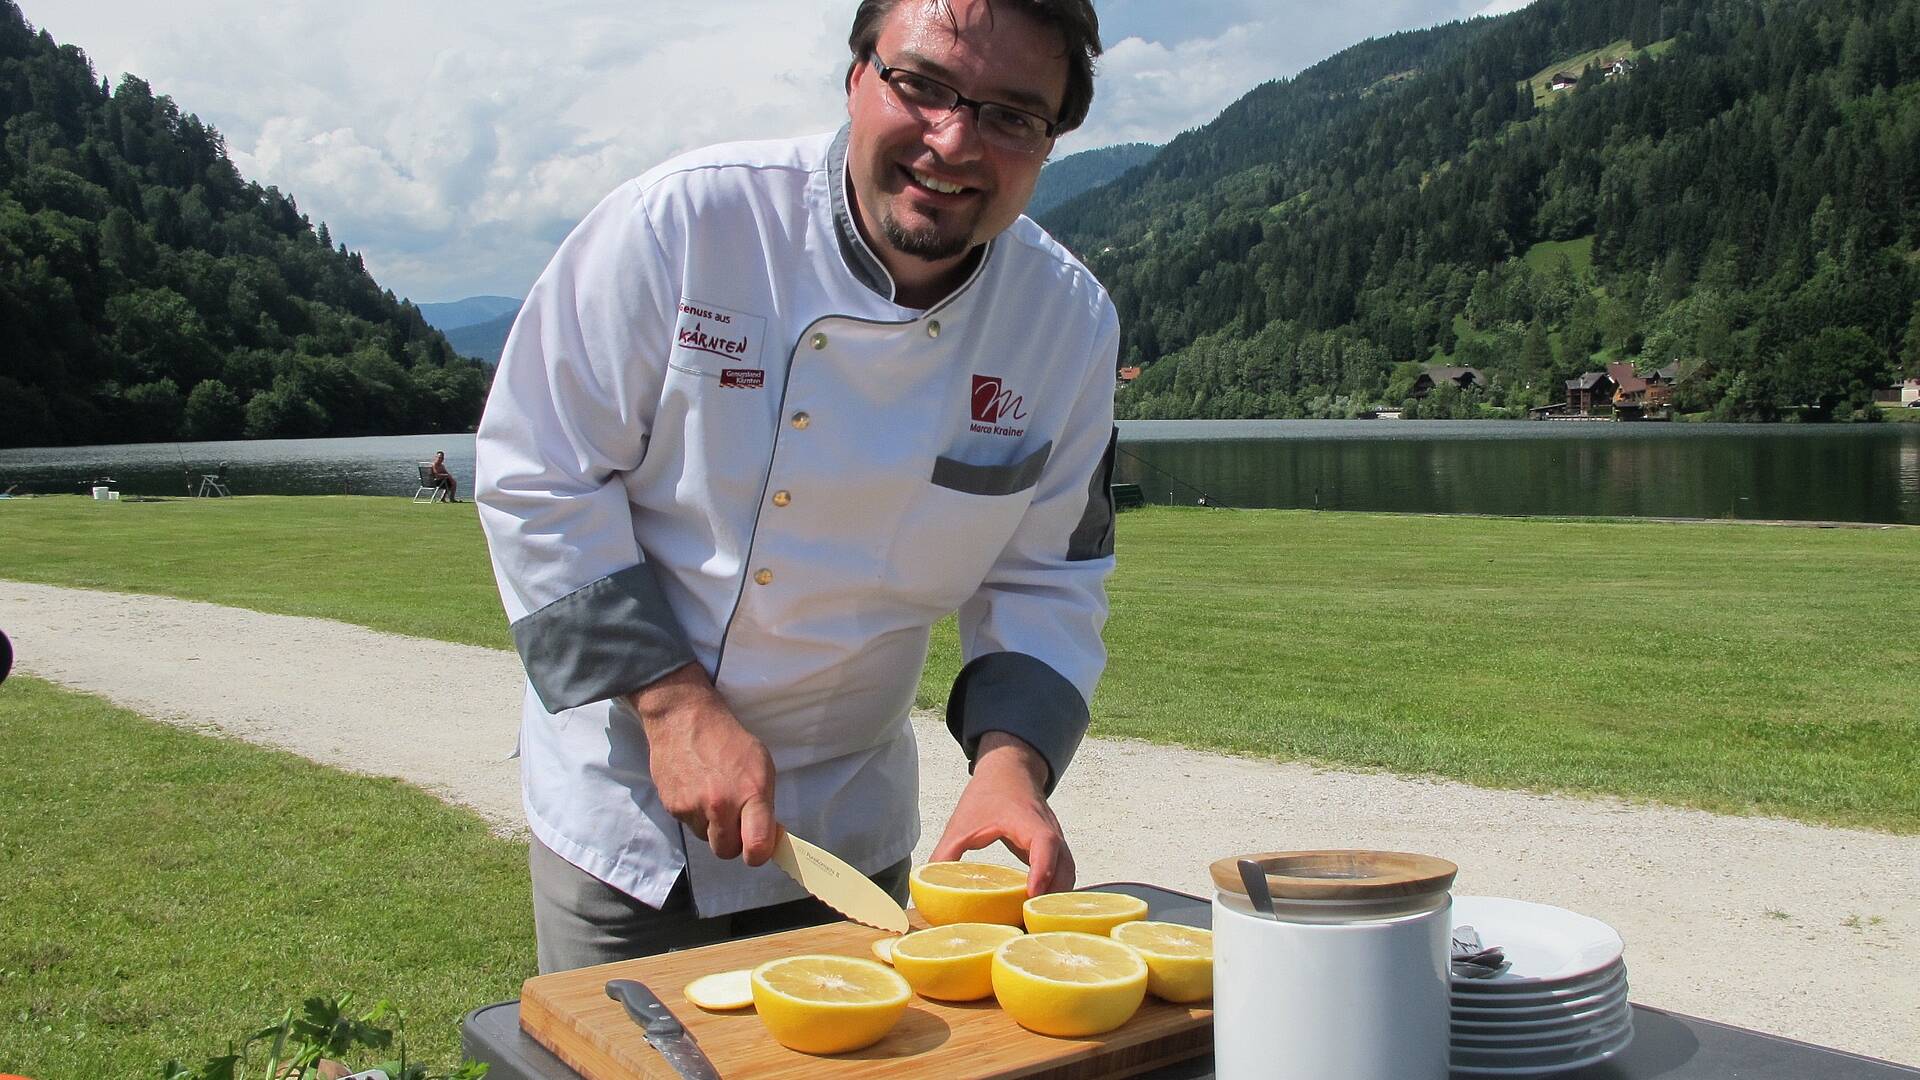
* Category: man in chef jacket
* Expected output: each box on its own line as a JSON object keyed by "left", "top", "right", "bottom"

{"left": 476, "top": 0, "right": 1120, "bottom": 972}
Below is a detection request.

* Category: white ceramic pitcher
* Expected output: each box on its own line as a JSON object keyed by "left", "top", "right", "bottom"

{"left": 1210, "top": 850, "right": 1457, "bottom": 1080}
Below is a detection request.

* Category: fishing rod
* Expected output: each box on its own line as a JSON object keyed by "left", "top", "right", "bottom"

{"left": 1115, "top": 444, "right": 1236, "bottom": 510}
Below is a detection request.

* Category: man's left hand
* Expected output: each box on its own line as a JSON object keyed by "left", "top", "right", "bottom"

{"left": 931, "top": 732, "right": 1075, "bottom": 896}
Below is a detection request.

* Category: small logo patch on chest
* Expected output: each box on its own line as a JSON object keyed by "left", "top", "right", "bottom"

{"left": 970, "top": 374, "right": 1028, "bottom": 437}
{"left": 672, "top": 297, "right": 767, "bottom": 377}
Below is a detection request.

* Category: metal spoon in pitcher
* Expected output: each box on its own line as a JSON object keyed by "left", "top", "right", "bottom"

{"left": 1238, "top": 858, "right": 1276, "bottom": 916}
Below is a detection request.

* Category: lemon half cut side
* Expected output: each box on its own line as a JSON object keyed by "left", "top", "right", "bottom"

{"left": 991, "top": 931, "right": 1149, "bottom": 1037}
{"left": 890, "top": 922, "right": 1026, "bottom": 1001}
{"left": 908, "top": 861, "right": 1030, "bottom": 926}
{"left": 1111, "top": 921, "right": 1214, "bottom": 1003}
{"left": 1022, "top": 890, "right": 1150, "bottom": 935}
{"left": 750, "top": 954, "right": 912, "bottom": 1055}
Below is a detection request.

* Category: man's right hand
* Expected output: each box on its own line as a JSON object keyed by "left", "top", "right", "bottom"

{"left": 629, "top": 662, "right": 779, "bottom": 866}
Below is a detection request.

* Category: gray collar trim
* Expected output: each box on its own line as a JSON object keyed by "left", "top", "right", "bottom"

{"left": 829, "top": 125, "right": 896, "bottom": 302}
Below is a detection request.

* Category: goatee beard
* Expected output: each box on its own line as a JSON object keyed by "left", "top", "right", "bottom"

{"left": 881, "top": 211, "right": 971, "bottom": 262}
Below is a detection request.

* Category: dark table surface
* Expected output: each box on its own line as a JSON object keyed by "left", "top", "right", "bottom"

{"left": 463, "top": 882, "right": 1920, "bottom": 1080}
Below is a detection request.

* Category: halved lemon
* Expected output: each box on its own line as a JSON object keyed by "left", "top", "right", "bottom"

{"left": 1111, "top": 921, "right": 1214, "bottom": 1003}
{"left": 908, "top": 861, "right": 1029, "bottom": 926}
{"left": 750, "top": 954, "right": 912, "bottom": 1054}
{"left": 1022, "top": 890, "right": 1149, "bottom": 935}
{"left": 889, "top": 922, "right": 1026, "bottom": 1002}
{"left": 683, "top": 968, "right": 754, "bottom": 1011}
{"left": 870, "top": 935, "right": 899, "bottom": 964}
{"left": 991, "top": 931, "right": 1149, "bottom": 1037}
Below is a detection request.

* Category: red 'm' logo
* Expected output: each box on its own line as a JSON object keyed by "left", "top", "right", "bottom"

{"left": 971, "top": 375, "right": 1027, "bottom": 424}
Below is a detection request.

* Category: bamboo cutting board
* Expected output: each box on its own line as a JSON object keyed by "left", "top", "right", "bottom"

{"left": 519, "top": 916, "right": 1211, "bottom": 1080}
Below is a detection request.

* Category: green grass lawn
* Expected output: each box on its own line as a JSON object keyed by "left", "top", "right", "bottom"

{"left": 3, "top": 495, "right": 1916, "bottom": 833}
{"left": 0, "top": 676, "right": 532, "bottom": 1078}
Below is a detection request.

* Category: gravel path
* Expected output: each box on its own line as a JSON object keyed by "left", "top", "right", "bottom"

{"left": 3, "top": 580, "right": 1914, "bottom": 1066}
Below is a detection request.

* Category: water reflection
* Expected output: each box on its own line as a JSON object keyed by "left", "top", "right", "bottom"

{"left": 1112, "top": 420, "right": 1920, "bottom": 524}
{"left": 2, "top": 421, "right": 1917, "bottom": 524}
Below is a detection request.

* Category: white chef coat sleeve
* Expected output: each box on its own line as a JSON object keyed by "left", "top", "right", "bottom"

{"left": 474, "top": 181, "right": 698, "bottom": 714}
{"left": 945, "top": 306, "right": 1120, "bottom": 795}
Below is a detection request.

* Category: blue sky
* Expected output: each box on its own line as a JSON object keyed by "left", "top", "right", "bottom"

{"left": 26, "top": 0, "right": 1530, "bottom": 302}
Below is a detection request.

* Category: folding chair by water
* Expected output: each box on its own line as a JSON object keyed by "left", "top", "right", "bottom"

{"left": 414, "top": 463, "right": 450, "bottom": 503}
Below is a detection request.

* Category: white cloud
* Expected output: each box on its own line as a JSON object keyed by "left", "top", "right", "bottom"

{"left": 24, "top": 0, "right": 1500, "bottom": 300}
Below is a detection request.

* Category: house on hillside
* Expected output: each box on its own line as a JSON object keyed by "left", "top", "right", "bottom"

{"left": 1607, "top": 57, "right": 1635, "bottom": 79}
{"left": 1412, "top": 366, "right": 1487, "bottom": 398}
{"left": 1565, "top": 370, "right": 1617, "bottom": 413}
{"left": 1875, "top": 378, "right": 1920, "bottom": 405}
{"left": 1117, "top": 365, "right": 1142, "bottom": 386}
{"left": 1609, "top": 362, "right": 1649, "bottom": 405}
{"left": 1549, "top": 72, "right": 1579, "bottom": 92}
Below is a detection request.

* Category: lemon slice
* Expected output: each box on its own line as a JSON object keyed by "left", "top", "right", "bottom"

{"left": 1112, "top": 921, "right": 1214, "bottom": 1003}
{"left": 683, "top": 969, "right": 754, "bottom": 1011}
{"left": 870, "top": 935, "right": 899, "bottom": 964}
{"left": 909, "top": 861, "right": 1029, "bottom": 926}
{"left": 991, "top": 931, "right": 1149, "bottom": 1037}
{"left": 1022, "top": 890, "right": 1150, "bottom": 935}
{"left": 889, "top": 922, "right": 1026, "bottom": 1002}
{"left": 751, "top": 954, "right": 912, "bottom": 1055}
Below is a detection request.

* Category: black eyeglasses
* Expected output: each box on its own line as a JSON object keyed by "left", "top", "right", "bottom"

{"left": 869, "top": 55, "right": 1059, "bottom": 154}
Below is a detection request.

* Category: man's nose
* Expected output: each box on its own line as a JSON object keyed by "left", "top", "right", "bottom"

{"left": 922, "top": 104, "right": 987, "bottom": 161}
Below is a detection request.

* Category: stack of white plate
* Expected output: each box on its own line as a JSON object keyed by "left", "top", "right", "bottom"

{"left": 1448, "top": 896, "right": 1633, "bottom": 1077}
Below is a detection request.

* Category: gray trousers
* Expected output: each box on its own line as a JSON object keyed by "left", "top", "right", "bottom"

{"left": 529, "top": 838, "right": 913, "bottom": 974}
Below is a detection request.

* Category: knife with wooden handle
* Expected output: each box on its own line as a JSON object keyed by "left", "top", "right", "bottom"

{"left": 770, "top": 831, "right": 911, "bottom": 934}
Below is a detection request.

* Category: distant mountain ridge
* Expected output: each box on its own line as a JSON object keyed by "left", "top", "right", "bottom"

{"left": 1028, "top": 142, "right": 1159, "bottom": 217}
{"left": 417, "top": 295, "right": 520, "bottom": 332}
{"left": 443, "top": 308, "right": 519, "bottom": 365}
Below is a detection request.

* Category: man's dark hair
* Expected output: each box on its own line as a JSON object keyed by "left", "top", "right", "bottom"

{"left": 846, "top": 0, "right": 1102, "bottom": 134}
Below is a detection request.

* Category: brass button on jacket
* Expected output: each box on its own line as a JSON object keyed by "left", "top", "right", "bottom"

{"left": 791, "top": 412, "right": 811, "bottom": 430}
{"left": 810, "top": 333, "right": 828, "bottom": 350}
{"left": 772, "top": 490, "right": 792, "bottom": 508}
{"left": 754, "top": 568, "right": 774, "bottom": 586}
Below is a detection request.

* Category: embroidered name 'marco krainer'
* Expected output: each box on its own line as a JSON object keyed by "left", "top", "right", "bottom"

{"left": 970, "top": 374, "right": 1028, "bottom": 437}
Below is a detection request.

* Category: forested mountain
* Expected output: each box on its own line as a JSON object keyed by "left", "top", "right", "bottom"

{"left": 1044, "top": 0, "right": 1920, "bottom": 421}
{"left": 1028, "top": 142, "right": 1158, "bottom": 216}
{"left": 0, "top": 1, "right": 490, "bottom": 448}
{"left": 417, "top": 294, "right": 519, "bottom": 332}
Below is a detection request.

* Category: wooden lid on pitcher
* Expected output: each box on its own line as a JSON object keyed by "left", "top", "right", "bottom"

{"left": 1211, "top": 850, "right": 1457, "bottom": 902}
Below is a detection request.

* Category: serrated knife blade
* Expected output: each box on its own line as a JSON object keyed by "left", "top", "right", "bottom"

{"left": 771, "top": 831, "right": 911, "bottom": 933}
{"left": 606, "top": 979, "right": 720, "bottom": 1080}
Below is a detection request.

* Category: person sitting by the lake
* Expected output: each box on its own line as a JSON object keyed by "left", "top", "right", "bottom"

{"left": 429, "top": 451, "right": 460, "bottom": 502}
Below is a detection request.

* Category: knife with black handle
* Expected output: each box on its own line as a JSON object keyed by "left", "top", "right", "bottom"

{"left": 606, "top": 978, "right": 723, "bottom": 1080}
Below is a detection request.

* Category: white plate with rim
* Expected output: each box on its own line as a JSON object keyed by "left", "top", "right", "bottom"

{"left": 1451, "top": 1014, "right": 1635, "bottom": 1060}
{"left": 1450, "top": 1006, "right": 1632, "bottom": 1048}
{"left": 1450, "top": 1024, "right": 1633, "bottom": 1076}
{"left": 1450, "top": 896, "right": 1624, "bottom": 990}
{"left": 1452, "top": 981, "right": 1629, "bottom": 1033}
{"left": 1451, "top": 969, "right": 1626, "bottom": 1014}
{"left": 1451, "top": 966, "right": 1623, "bottom": 1006}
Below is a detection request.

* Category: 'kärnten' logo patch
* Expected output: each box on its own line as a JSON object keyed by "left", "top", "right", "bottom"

{"left": 670, "top": 297, "right": 767, "bottom": 386}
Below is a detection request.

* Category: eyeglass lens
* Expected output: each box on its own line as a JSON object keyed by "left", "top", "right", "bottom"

{"left": 882, "top": 67, "right": 1050, "bottom": 153}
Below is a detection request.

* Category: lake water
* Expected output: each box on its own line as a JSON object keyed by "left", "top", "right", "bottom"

{"left": 2, "top": 421, "right": 1917, "bottom": 524}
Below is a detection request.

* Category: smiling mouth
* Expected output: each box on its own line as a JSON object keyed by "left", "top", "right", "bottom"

{"left": 903, "top": 166, "right": 973, "bottom": 197}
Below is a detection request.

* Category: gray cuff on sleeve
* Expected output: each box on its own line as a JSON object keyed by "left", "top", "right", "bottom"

{"left": 509, "top": 562, "right": 698, "bottom": 714}
{"left": 944, "top": 651, "right": 1090, "bottom": 796}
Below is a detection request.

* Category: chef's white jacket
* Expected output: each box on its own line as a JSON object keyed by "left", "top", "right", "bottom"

{"left": 475, "top": 127, "right": 1118, "bottom": 917}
